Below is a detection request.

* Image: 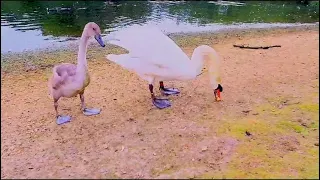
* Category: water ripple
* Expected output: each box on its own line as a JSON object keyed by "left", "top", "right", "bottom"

{"left": 1, "top": 1, "right": 319, "bottom": 53}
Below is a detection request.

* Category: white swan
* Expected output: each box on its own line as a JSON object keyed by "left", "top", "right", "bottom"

{"left": 106, "top": 26, "right": 223, "bottom": 109}
{"left": 48, "top": 22, "right": 105, "bottom": 125}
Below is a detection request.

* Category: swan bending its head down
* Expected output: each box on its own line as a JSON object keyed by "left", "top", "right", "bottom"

{"left": 106, "top": 26, "right": 223, "bottom": 109}
{"left": 48, "top": 22, "right": 105, "bottom": 125}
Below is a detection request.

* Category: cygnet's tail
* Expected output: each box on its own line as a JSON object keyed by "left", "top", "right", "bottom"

{"left": 47, "top": 66, "right": 64, "bottom": 99}
{"left": 47, "top": 76, "right": 53, "bottom": 99}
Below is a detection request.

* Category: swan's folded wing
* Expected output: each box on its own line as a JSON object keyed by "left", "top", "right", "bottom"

{"left": 106, "top": 26, "right": 190, "bottom": 66}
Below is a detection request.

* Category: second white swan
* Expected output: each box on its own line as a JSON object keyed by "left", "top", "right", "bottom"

{"left": 106, "top": 26, "right": 223, "bottom": 109}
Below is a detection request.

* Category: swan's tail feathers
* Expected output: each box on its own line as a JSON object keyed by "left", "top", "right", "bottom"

{"left": 106, "top": 54, "right": 126, "bottom": 63}
{"left": 106, "top": 54, "right": 143, "bottom": 71}
{"left": 107, "top": 39, "right": 136, "bottom": 53}
{"left": 106, "top": 26, "right": 161, "bottom": 53}
{"left": 107, "top": 40, "right": 122, "bottom": 48}
{"left": 106, "top": 54, "right": 132, "bottom": 65}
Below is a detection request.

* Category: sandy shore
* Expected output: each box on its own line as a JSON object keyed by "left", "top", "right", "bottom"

{"left": 1, "top": 26, "right": 319, "bottom": 178}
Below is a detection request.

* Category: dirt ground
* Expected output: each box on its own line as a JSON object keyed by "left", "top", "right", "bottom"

{"left": 1, "top": 27, "right": 319, "bottom": 179}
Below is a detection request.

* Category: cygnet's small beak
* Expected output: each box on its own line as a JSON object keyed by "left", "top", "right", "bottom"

{"left": 94, "top": 34, "right": 105, "bottom": 47}
{"left": 214, "top": 89, "right": 221, "bottom": 102}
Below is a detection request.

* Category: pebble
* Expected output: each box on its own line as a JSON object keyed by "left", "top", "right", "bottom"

{"left": 245, "top": 131, "right": 252, "bottom": 136}
{"left": 201, "top": 146, "right": 208, "bottom": 152}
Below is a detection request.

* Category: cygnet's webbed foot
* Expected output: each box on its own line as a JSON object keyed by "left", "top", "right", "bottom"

{"left": 83, "top": 108, "right": 101, "bottom": 116}
{"left": 56, "top": 115, "right": 71, "bottom": 125}
{"left": 160, "top": 87, "right": 180, "bottom": 96}
{"left": 152, "top": 97, "right": 171, "bottom": 109}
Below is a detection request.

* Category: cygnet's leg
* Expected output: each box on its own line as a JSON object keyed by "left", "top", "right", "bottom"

{"left": 54, "top": 98, "right": 71, "bottom": 125}
{"left": 149, "top": 84, "right": 171, "bottom": 109}
{"left": 159, "top": 81, "right": 180, "bottom": 96}
{"left": 80, "top": 93, "right": 101, "bottom": 116}
{"left": 80, "top": 93, "right": 85, "bottom": 111}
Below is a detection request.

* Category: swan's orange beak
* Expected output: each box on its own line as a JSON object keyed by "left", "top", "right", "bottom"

{"left": 214, "top": 89, "right": 221, "bottom": 102}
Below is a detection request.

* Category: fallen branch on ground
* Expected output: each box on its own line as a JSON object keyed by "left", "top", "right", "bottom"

{"left": 233, "top": 44, "right": 281, "bottom": 49}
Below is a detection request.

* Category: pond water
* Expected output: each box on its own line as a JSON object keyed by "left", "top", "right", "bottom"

{"left": 1, "top": 1, "right": 319, "bottom": 53}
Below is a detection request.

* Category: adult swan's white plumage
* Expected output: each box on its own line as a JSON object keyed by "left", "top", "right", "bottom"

{"left": 106, "top": 26, "right": 223, "bottom": 109}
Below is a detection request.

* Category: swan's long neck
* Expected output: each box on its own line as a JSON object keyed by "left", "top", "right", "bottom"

{"left": 190, "top": 46, "right": 206, "bottom": 76}
{"left": 76, "top": 31, "right": 89, "bottom": 73}
{"left": 191, "top": 45, "right": 221, "bottom": 89}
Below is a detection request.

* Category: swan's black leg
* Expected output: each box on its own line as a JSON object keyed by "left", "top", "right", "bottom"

{"left": 159, "top": 81, "right": 180, "bottom": 96}
{"left": 149, "top": 84, "right": 171, "bottom": 109}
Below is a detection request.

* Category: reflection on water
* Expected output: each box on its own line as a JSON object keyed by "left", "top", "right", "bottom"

{"left": 1, "top": 1, "right": 319, "bottom": 53}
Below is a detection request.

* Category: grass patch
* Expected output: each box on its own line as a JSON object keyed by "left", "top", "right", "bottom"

{"left": 199, "top": 141, "right": 291, "bottom": 179}
{"left": 210, "top": 95, "right": 319, "bottom": 179}
{"left": 298, "top": 103, "right": 319, "bottom": 113}
{"left": 201, "top": 138, "right": 319, "bottom": 179}
{"left": 276, "top": 120, "right": 308, "bottom": 135}
{"left": 217, "top": 118, "right": 284, "bottom": 140}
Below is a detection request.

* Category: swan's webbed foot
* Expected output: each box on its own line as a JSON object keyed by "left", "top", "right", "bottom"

{"left": 83, "top": 108, "right": 101, "bottom": 116}
{"left": 160, "top": 87, "right": 180, "bottom": 96}
{"left": 149, "top": 83, "right": 171, "bottom": 109}
{"left": 56, "top": 115, "right": 71, "bottom": 125}
{"left": 152, "top": 97, "right": 171, "bottom": 109}
{"left": 159, "top": 81, "right": 180, "bottom": 96}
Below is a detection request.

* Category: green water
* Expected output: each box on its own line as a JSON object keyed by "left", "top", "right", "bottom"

{"left": 1, "top": 1, "right": 319, "bottom": 52}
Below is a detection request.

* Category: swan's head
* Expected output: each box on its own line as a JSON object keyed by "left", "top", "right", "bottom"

{"left": 210, "top": 69, "right": 223, "bottom": 102}
{"left": 214, "top": 84, "right": 223, "bottom": 101}
{"left": 84, "top": 22, "right": 105, "bottom": 47}
{"left": 210, "top": 70, "right": 223, "bottom": 101}
{"left": 192, "top": 45, "right": 224, "bottom": 102}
